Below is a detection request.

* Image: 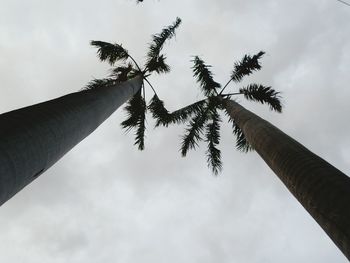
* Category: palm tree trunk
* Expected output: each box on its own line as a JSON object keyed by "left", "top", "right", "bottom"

{"left": 0, "top": 76, "right": 143, "bottom": 206}
{"left": 223, "top": 99, "right": 350, "bottom": 260}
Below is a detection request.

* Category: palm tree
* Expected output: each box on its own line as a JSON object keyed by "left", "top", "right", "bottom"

{"left": 0, "top": 17, "right": 181, "bottom": 206}
{"left": 149, "top": 52, "right": 350, "bottom": 260}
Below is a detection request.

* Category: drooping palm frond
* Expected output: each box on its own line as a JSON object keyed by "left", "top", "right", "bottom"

{"left": 134, "top": 102, "right": 146, "bottom": 150}
{"left": 230, "top": 51, "right": 265, "bottom": 82}
{"left": 232, "top": 120, "right": 253, "bottom": 152}
{"left": 181, "top": 109, "right": 209, "bottom": 157}
{"left": 205, "top": 109, "right": 222, "bottom": 175}
{"left": 239, "top": 84, "right": 282, "bottom": 112}
{"left": 121, "top": 90, "right": 147, "bottom": 150}
{"left": 90, "top": 41, "right": 129, "bottom": 65}
{"left": 121, "top": 90, "right": 143, "bottom": 130}
{"left": 147, "top": 17, "right": 182, "bottom": 60}
{"left": 83, "top": 78, "right": 116, "bottom": 90}
{"left": 192, "top": 56, "right": 221, "bottom": 96}
{"left": 148, "top": 95, "right": 172, "bottom": 127}
{"left": 223, "top": 106, "right": 252, "bottom": 152}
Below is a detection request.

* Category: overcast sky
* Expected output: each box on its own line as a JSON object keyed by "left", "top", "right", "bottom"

{"left": 0, "top": 0, "right": 350, "bottom": 262}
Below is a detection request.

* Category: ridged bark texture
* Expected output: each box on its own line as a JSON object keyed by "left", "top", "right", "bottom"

{"left": 224, "top": 99, "right": 350, "bottom": 260}
{"left": 0, "top": 76, "right": 143, "bottom": 206}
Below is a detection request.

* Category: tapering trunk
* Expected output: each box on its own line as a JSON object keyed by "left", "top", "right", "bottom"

{"left": 224, "top": 99, "right": 350, "bottom": 260}
{"left": 0, "top": 76, "right": 143, "bottom": 206}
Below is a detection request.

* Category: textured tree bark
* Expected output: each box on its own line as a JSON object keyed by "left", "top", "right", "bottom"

{"left": 224, "top": 99, "right": 350, "bottom": 260}
{"left": 0, "top": 76, "right": 143, "bottom": 206}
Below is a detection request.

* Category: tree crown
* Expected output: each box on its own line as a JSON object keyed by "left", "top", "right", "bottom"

{"left": 149, "top": 51, "right": 282, "bottom": 174}
{"left": 86, "top": 17, "right": 181, "bottom": 150}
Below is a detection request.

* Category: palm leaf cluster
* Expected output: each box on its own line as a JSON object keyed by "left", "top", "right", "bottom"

{"left": 151, "top": 51, "right": 282, "bottom": 174}
{"left": 145, "top": 17, "right": 181, "bottom": 74}
{"left": 231, "top": 51, "right": 265, "bottom": 82}
{"left": 192, "top": 56, "right": 221, "bottom": 96}
{"left": 121, "top": 90, "right": 146, "bottom": 150}
{"left": 239, "top": 84, "right": 281, "bottom": 112}
{"left": 86, "top": 18, "right": 181, "bottom": 150}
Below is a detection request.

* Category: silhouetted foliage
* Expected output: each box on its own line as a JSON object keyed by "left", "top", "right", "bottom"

{"left": 192, "top": 56, "right": 221, "bottom": 96}
{"left": 181, "top": 109, "right": 208, "bottom": 157}
{"left": 121, "top": 90, "right": 146, "bottom": 149}
{"left": 231, "top": 51, "right": 265, "bottom": 82}
{"left": 87, "top": 18, "right": 181, "bottom": 150}
{"left": 146, "top": 17, "right": 181, "bottom": 74}
{"left": 239, "top": 84, "right": 281, "bottom": 112}
{"left": 205, "top": 109, "right": 222, "bottom": 174}
{"left": 153, "top": 51, "right": 282, "bottom": 174}
{"left": 90, "top": 41, "right": 129, "bottom": 65}
{"left": 148, "top": 95, "right": 172, "bottom": 127}
{"left": 85, "top": 78, "right": 117, "bottom": 90}
{"left": 230, "top": 118, "right": 253, "bottom": 152}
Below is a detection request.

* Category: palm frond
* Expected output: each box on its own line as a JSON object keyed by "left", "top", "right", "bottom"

{"left": 181, "top": 108, "right": 208, "bottom": 157}
{"left": 83, "top": 78, "right": 116, "bottom": 90}
{"left": 134, "top": 104, "right": 146, "bottom": 150}
{"left": 239, "top": 84, "right": 282, "bottom": 112}
{"left": 121, "top": 90, "right": 147, "bottom": 150}
{"left": 192, "top": 56, "right": 221, "bottom": 96}
{"left": 145, "top": 18, "right": 181, "bottom": 74}
{"left": 145, "top": 54, "right": 170, "bottom": 74}
{"left": 205, "top": 110, "right": 222, "bottom": 175}
{"left": 231, "top": 51, "right": 265, "bottom": 82}
{"left": 170, "top": 100, "right": 207, "bottom": 124}
{"left": 91, "top": 41, "right": 129, "bottom": 65}
{"left": 149, "top": 96, "right": 207, "bottom": 127}
{"left": 109, "top": 63, "right": 135, "bottom": 81}
{"left": 232, "top": 120, "right": 253, "bottom": 152}
{"left": 121, "top": 90, "right": 143, "bottom": 130}
{"left": 148, "top": 95, "right": 172, "bottom": 127}
{"left": 147, "top": 17, "right": 182, "bottom": 60}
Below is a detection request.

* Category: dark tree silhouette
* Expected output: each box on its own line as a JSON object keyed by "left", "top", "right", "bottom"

{"left": 150, "top": 52, "right": 350, "bottom": 260}
{"left": 0, "top": 17, "right": 181, "bottom": 206}
{"left": 89, "top": 17, "right": 181, "bottom": 150}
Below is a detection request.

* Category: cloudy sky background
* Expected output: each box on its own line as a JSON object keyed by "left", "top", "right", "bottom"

{"left": 0, "top": 0, "right": 349, "bottom": 262}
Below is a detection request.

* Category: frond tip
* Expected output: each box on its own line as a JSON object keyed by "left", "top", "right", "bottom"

{"left": 231, "top": 51, "right": 265, "bottom": 82}
{"left": 91, "top": 41, "right": 129, "bottom": 65}
{"left": 239, "top": 84, "right": 282, "bottom": 112}
{"left": 145, "top": 17, "right": 182, "bottom": 74}
{"left": 147, "top": 17, "right": 182, "bottom": 59}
